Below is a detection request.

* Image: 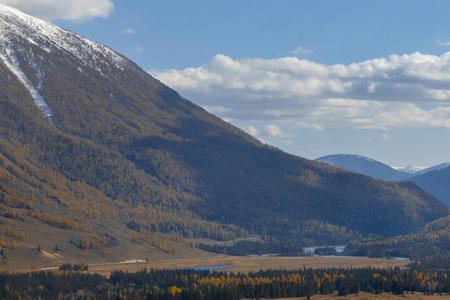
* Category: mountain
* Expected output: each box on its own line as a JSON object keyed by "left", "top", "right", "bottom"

{"left": 409, "top": 165, "right": 450, "bottom": 207}
{"left": 394, "top": 165, "right": 426, "bottom": 174}
{"left": 416, "top": 163, "right": 450, "bottom": 175}
{"left": 317, "top": 154, "right": 450, "bottom": 207}
{"left": 0, "top": 5, "right": 447, "bottom": 267}
{"left": 316, "top": 154, "right": 411, "bottom": 181}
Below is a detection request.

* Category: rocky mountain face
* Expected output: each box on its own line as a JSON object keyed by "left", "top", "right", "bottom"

{"left": 0, "top": 5, "right": 447, "bottom": 266}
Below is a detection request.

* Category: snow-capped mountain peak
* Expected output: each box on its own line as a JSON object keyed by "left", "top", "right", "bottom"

{"left": 393, "top": 165, "right": 426, "bottom": 174}
{"left": 0, "top": 4, "right": 125, "bottom": 121}
{"left": 0, "top": 4, "right": 124, "bottom": 69}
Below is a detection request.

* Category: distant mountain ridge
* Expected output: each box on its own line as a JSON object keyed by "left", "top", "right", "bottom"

{"left": 411, "top": 167, "right": 450, "bottom": 207}
{"left": 316, "top": 154, "right": 411, "bottom": 181}
{"left": 317, "top": 154, "right": 450, "bottom": 206}
{"left": 394, "top": 165, "right": 427, "bottom": 174}
{"left": 416, "top": 163, "right": 450, "bottom": 175}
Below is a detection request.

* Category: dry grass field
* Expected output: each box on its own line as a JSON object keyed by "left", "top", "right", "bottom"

{"left": 87, "top": 255, "right": 409, "bottom": 276}
{"left": 0, "top": 217, "right": 215, "bottom": 272}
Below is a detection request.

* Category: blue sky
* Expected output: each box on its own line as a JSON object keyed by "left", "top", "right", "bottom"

{"left": 5, "top": 0, "right": 450, "bottom": 167}
{"left": 61, "top": 0, "right": 450, "bottom": 69}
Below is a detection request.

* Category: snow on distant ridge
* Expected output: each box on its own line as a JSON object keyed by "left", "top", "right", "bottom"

{"left": 393, "top": 165, "right": 426, "bottom": 174}
{"left": 393, "top": 163, "right": 450, "bottom": 175}
{"left": 417, "top": 163, "right": 450, "bottom": 175}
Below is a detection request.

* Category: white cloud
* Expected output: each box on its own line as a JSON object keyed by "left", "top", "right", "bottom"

{"left": 291, "top": 46, "right": 313, "bottom": 56}
{"left": 152, "top": 52, "right": 450, "bottom": 130}
{"left": 203, "top": 105, "right": 230, "bottom": 114}
{"left": 264, "top": 124, "right": 282, "bottom": 137}
{"left": 243, "top": 125, "right": 270, "bottom": 144}
{"left": 246, "top": 125, "right": 258, "bottom": 136}
{"left": 0, "top": 0, "right": 114, "bottom": 21}
{"left": 296, "top": 121, "right": 323, "bottom": 130}
{"left": 121, "top": 27, "right": 136, "bottom": 35}
{"left": 135, "top": 45, "right": 145, "bottom": 53}
{"left": 367, "top": 82, "right": 377, "bottom": 93}
{"left": 436, "top": 38, "right": 450, "bottom": 48}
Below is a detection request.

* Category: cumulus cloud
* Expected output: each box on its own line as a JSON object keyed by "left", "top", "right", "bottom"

{"left": 246, "top": 125, "right": 258, "bottom": 136}
{"left": 436, "top": 38, "right": 450, "bottom": 48}
{"left": 121, "top": 27, "right": 136, "bottom": 35}
{"left": 0, "top": 0, "right": 114, "bottom": 21}
{"left": 135, "top": 45, "right": 145, "bottom": 53}
{"left": 203, "top": 105, "right": 230, "bottom": 114}
{"left": 264, "top": 124, "right": 283, "bottom": 137}
{"left": 152, "top": 52, "right": 450, "bottom": 129}
{"left": 291, "top": 46, "right": 313, "bottom": 56}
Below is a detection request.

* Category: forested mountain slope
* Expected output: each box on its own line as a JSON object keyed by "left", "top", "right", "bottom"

{"left": 346, "top": 214, "right": 450, "bottom": 266}
{"left": 0, "top": 5, "right": 446, "bottom": 266}
{"left": 410, "top": 167, "right": 450, "bottom": 207}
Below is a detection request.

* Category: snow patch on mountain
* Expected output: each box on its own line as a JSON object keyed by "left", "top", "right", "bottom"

{"left": 0, "top": 4, "right": 125, "bottom": 71}
{"left": 0, "top": 4, "right": 128, "bottom": 121}
{"left": 0, "top": 48, "right": 52, "bottom": 120}
{"left": 393, "top": 165, "right": 426, "bottom": 174}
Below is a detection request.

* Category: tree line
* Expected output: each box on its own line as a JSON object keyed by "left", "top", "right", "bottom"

{"left": 1, "top": 267, "right": 450, "bottom": 299}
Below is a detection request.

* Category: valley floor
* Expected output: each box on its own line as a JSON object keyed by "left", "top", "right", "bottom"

{"left": 80, "top": 255, "right": 408, "bottom": 276}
